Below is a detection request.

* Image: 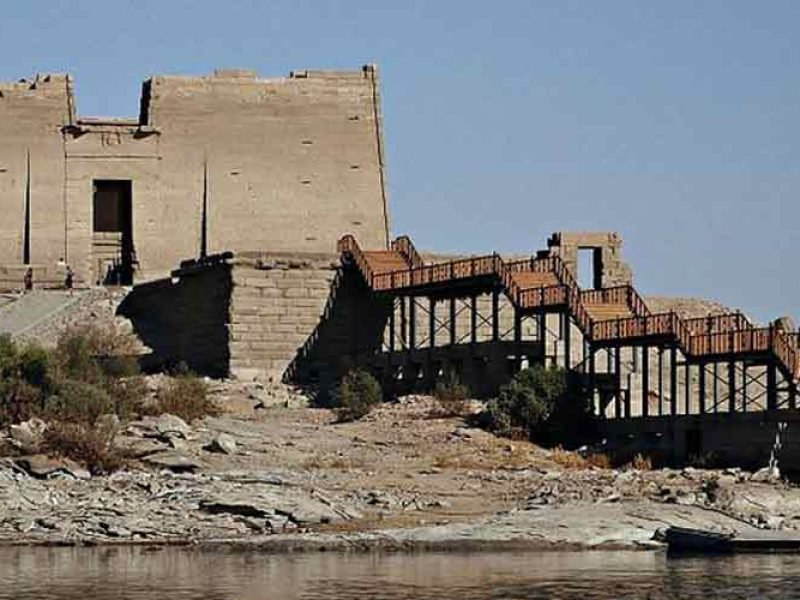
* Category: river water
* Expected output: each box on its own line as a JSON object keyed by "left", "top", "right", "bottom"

{"left": 2, "top": 547, "right": 800, "bottom": 599}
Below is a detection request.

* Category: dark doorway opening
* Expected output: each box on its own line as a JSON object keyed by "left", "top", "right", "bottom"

{"left": 93, "top": 180, "right": 135, "bottom": 285}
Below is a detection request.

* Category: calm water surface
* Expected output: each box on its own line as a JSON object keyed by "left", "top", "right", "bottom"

{"left": 2, "top": 547, "right": 800, "bottom": 599}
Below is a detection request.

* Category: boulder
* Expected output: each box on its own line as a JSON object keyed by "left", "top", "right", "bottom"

{"left": 8, "top": 418, "right": 47, "bottom": 453}
{"left": 126, "top": 414, "right": 191, "bottom": 441}
{"left": 13, "top": 454, "right": 90, "bottom": 480}
{"left": 153, "top": 414, "right": 191, "bottom": 439}
{"left": 204, "top": 433, "right": 237, "bottom": 455}
{"left": 142, "top": 450, "right": 204, "bottom": 473}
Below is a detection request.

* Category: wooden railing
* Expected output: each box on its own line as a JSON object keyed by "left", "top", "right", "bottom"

{"left": 391, "top": 235, "right": 425, "bottom": 269}
{"left": 592, "top": 312, "right": 682, "bottom": 343}
{"left": 337, "top": 234, "right": 374, "bottom": 286}
{"left": 581, "top": 286, "right": 629, "bottom": 306}
{"left": 517, "top": 285, "right": 567, "bottom": 308}
{"left": 627, "top": 286, "right": 651, "bottom": 317}
{"left": 372, "top": 253, "right": 499, "bottom": 291}
{"left": 683, "top": 312, "right": 751, "bottom": 335}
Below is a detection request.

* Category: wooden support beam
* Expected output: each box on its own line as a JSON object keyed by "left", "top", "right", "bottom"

{"left": 698, "top": 363, "right": 706, "bottom": 415}
{"left": 728, "top": 359, "right": 736, "bottom": 413}
{"left": 614, "top": 347, "right": 625, "bottom": 418}
{"left": 429, "top": 298, "right": 436, "bottom": 349}
{"left": 470, "top": 295, "right": 477, "bottom": 344}
{"left": 767, "top": 362, "right": 777, "bottom": 411}
{"left": 449, "top": 297, "right": 457, "bottom": 346}
{"left": 670, "top": 345, "right": 678, "bottom": 416}
{"left": 713, "top": 362, "right": 719, "bottom": 414}
{"left": 538, "top": 314, "right": 546, "bottom": 347}
{"left": 400, "top": 296, "right": 408, "bottom": 350}
{"left": 658, "top": 347, "right": 664, "bottom": 416}
{"left": 513, "top": 309, "right": 522, "bottom": 372}
{"left": 641, "top": 345, "right": 649, "bottom": 418}
{"left": 741, "top": 363, "right": 748, "bottom": 412}
{"left": 408, "top": 297, "right": 416, "bottom": 351}
{"left": 563, "top": 311, "right": 571, "bottom": 370}
{"left": 588, "top": 345, "right": 596, "bottom": 416}
{"left": 389, "top": 300, "right": 396, "bottom": 352}
{"left": 491, "top": 288, "right": 500, "bottom": 341}
{"left": 685, "top": 362, "right": 691, "bottom": 415}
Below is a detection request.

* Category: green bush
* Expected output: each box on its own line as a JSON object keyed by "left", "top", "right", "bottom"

{"left": 154, "top": 375, "right": 217, "bottom": 423}
{"left": 336, "top": 369, "right": 382, "bottom": 422}
{"left": 484, "top": 365, "right": 591, "bottom": 444}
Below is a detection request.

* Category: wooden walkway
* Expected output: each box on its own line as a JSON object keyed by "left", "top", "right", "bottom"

{"left": 339, "top": 234, "right": 799, "bottom": 414}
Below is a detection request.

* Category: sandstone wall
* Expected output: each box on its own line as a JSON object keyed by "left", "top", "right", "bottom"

{"left": 228, "top": 253, "right": 343, "bottom": 381}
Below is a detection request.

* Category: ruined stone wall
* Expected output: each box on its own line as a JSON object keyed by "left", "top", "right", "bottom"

{"left": 547, "top": 231, "right": 632, "bottom": 288}
{"left": 117, "top": 261, "right": 232, "bottom": 377}
{"left": 0, "top": 67, "right": 389, "bottom": 286}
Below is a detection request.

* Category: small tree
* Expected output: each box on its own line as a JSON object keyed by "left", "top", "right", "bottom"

{"left": 336, "top": 369, "right": 382, "bottom": 422}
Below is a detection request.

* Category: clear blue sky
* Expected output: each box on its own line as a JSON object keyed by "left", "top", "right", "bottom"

{"left": 1, "top": 1, "right": 798, "bottom": 322}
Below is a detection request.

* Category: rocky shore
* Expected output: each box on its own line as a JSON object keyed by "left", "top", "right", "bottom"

{"left": 1, "top": 385, "right": 798, "bottom": 551}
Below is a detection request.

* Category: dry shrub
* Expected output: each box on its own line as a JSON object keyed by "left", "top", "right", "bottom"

{"left": 587, "top": 453, "right": 612, "bottom": 469}
{"left": 51, "top": 324, "right": 140, "bottom": 384}
{"left": 627, "top": 453, "right": 653, "bottom": 471}
{"left": 42, "top": 419, "right": 121, "bottom": 474}
{"left": 154, "top": 375, "right": 217, "bottom": 423}
{"left": 551, "top": 446, "right": 588, "bottom": 469}
{"left": 433, "top": 371, "right": 470, "bottom": 417}
{"left": 104, "top": 376, "right": 147, "bottom": 421}
{"left": 551, "top": 446, "right": 611, "bottom": 470}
